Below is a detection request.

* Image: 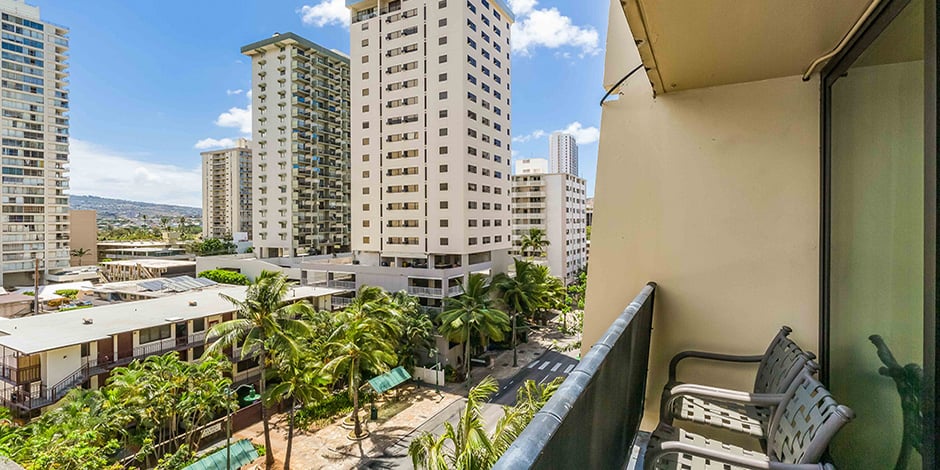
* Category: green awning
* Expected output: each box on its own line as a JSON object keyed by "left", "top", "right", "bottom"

{"left": 368, "top": 366, "right": 411, "bottom": 393}
{"left": 183, "top": 439, "right": 259, "bottom": 470}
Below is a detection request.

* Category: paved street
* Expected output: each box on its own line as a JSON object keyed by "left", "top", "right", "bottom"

{"left": 491, "top": 350, "right": 579, "bottom": 405}
{"left": 371, "top": 350, "right": 579, "bottom": 468}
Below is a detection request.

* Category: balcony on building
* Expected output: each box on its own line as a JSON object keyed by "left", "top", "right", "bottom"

{"left": 492, "top": 1, "right": 940, "bottom": 469}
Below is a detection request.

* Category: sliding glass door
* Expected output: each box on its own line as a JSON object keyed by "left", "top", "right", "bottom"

{"left": 823, "top": 0, "right": 928, "bottom": 467}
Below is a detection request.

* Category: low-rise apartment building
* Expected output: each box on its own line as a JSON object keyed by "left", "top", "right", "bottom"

{"left": 0, "top": 285, "right": 341, "bottom": 418}
{"left": 97, "top": 240, "right": 190, "bottom": 261}
{"left": 511, "top": 170, "right": 588, "bottom": 282}
{"left": 99, "top": 259, "right": 196, "bottom": 282}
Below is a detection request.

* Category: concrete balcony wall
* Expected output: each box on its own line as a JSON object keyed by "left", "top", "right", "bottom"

{"left": 588, "top": 3, "right": 820, "bottom": 430}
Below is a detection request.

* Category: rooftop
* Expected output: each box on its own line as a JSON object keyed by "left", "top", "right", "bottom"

{"left": 101, "top": 259, "right": 196, "bottom": 269}
{"left": 0, "top": 285, "right": 343, "bottom": 355}
{"left": 240, "top": 32, "right": 351, "bottom": 63}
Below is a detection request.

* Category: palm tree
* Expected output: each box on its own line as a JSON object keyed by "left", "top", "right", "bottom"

{"left": 519, "top": 228, "right": 550, "bottom": 259}
{"left": 265, "top": 355, "right": 330, "bottom": 469}
{"left": 493, "top": 259, "right": 545, "bottom": 367}
{"left": 408, "top": 375, "right": 564, "bottom": 470}
{"left": 205, "top": 270, "right": 314, "bottom": 469}
{"left": 390, "top": 291, "right": 436, "bottom": 371}
{"left": 324, "top": 292, "right": 400, "bottom": 439}
{"left": 69, "top": 247, "right": 90, "bottom": 266}
{"left": 437, "top": 274, "right": 510, "bottom": 384}
{"left": 409, "top": 376, "right": 500, "bottom": 469}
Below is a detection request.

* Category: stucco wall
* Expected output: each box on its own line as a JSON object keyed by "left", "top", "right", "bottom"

{"left": 587, "top": 58, "right": 821, "bottom": 427}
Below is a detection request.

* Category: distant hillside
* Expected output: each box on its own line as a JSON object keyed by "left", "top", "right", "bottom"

{"left": 70, "top": 195, "right": 201, "bottom": 219}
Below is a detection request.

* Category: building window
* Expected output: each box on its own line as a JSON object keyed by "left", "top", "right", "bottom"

{"left": 363, "top": 220, "right": 371, "bottom": 227}
{"left": 362, "top": 170, "right": 370, "bottom": 178}
{"left": 362, "top": 104, "right": 370, "bottom": 112}
{"left": 440, "top": 110, "right": 449, "bottom": 118}
{"left": 440, "top": 164, "right": 448, "bottom": 172}
{"left": 440, "top": 201, "right": 449, "bottom": 209}
{"left": 440, "top": 237, "right": 449, "bottom": 245}
{"left": 439, "top": 146, "right": 449, "bottom": 155}
{"left": 362, "top": 138, "right": 370, "bottom": 145}
{"left": 439, "top": 18, "right": 447, "bottom": 26}
{"left": 362, "top": 72, "right": 370, "bottom": 80}
{"left": 439, "top": 128, "right": 449, "bottom": 136}
{"left": 362, "top": 39, "right": 369, "bottom": 47}
{"left": 439, "top": 91, "right": 448, "bottom": 99}
{"left": 439, "top": 55, "right": 448, "bottom": 63}
{"left": 362, "top": 122, "right": 370, "bottom": 129}
{"left": 439, "top": 37, "right": 448, "bottom": 45}
{"left": 469, "top": 237, "right": 478, "bottom": 245}
{"left": 362, "top": 55, "right": 369, "bottom": 63}
{"left": 363, "top": 236, "right": 370, "bottom": 243}
{"left": 362, "top": 88, "right": 370, "bottom": 96}
{"left": 440, "top": 220, "right": 449, "bottom": 227}
{"left": 363, "top": 203, "right": 370, "bottom": 210}
{"left": 140, "top": 325, "right": 171, "bottom": 344}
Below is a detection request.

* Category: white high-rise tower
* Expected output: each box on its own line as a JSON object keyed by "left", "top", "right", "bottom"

{"left": 317, "top": 0, "right": 515, "bottom": 311}
{"left": 0, "top": 0, "right": 70, "bottom": 286}
{"left": 550, "top": 132, "right": 578, "bottom": 176}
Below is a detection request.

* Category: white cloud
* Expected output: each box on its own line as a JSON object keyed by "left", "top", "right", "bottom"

{"left": 226, "top": 89, "right": 244, "bottom": 96}
{"left": 194, "top": 137, "right": 238, "bottom": 150}
{"left": 511, "top": 4, "right": 599, "bottom": 56}
{"left": 299, "top": 0, "right": 350, "bottom": 28}
{"left": 508, "top": 0, "right": 537, "bottom": 16}
{"left": 68, "top": 139, "right": 201, "bottom": 207}
{"left": 557, "top": 122, "right": 600, "bottom": 144}
{"left": 512, "top": 123, "right": 600, "bottom": 145}
{"left": 512, "top": 129, "right": 546, "bottom": 143}
{"left": 215, "top": 106, "right": 251, "bottom": 134}
{"left": 246, "top": 89, "right": 252, "bottom": 100}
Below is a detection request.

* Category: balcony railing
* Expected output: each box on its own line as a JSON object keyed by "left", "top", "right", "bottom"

{"left": 327, "top": 280, "right": 357, "bottom": 290}
{"left": 0, "top": 362, "right": 40, "bottom": 385}
{"left": 332, "top": 296, "right": 354, "bottom": 309}
{"left": 408, "top": 286, "right": 443, "bottom": 297}
{"left": 494, "top": 282, "right": 656, "bottom": 470}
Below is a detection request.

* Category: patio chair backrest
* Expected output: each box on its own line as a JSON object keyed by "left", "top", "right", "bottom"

{"left": 767, "top": 369, "right": 855, "bottom": 464}
{"left": 754, "top": 326, "right": 814, "bottom": 395}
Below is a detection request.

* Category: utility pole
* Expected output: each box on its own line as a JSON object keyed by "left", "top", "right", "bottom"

{"left": 32, "top": 257, "right": 41, "bottom": 314}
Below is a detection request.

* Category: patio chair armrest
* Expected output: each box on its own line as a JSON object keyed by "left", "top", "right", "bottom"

{"left": 668, "top": 384, "right": 785, "bottom": 405}
{"left": 649, "top": 441, "right": 771, "bottom": 469}
{"left": 668, "top": 351, "right": 765, "bottom": 384}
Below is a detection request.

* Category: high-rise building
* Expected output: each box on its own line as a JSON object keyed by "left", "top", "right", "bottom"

{"left": 241, "top": 33, "right": 351, "bottom": 258}
{"left": 201, "top": 138, "right": 252, "bottom": 240}
{"left": 0, "top": 0, "right": 70, "bottom": 286}
{"left": 315, "top": 0, "right": 515, "bottom": 308}
{"left": 515, "top": 158, "right": 548, "bottom": 175}
{"left": 511, "top": 171, "right": 587, "bottom": 283}
{"left": 550, "top": 132, "right": 578, "bottom": 176}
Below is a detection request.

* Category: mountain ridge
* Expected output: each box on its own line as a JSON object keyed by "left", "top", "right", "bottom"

{"left": 69, "top": 195, "right": 201, "bottom": 219}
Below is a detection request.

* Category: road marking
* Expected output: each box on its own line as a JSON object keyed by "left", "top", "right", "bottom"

{"left": 538, "top": 361, "right": 550, "bottom": 370}
{"left": 527, "top": 360, "right": 539, "bottom": 369}
{"left": 551, "top": 362, "right": 562, "bottom": 372}
{"left": 564, "top": 364, "right": 575, "bottom": 373}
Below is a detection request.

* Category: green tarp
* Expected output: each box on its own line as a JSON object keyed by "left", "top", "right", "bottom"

{"left": 183, "top": 439, "right": 259, "bottom": 470}
{"left": 368, "top": 366, "right": 411, "bottom": 393}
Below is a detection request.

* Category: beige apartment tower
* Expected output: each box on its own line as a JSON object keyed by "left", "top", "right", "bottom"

{"left": 201, "top": 138, "right": 252, "bottom": 240}
{"left": 511, "top": 165, "right": 587, "bottom": 282}
{"left": 0, "top": 0, "right": 70, "bottom": 286}
{"left": 241, "top": 33, "right": 351, "bottom": 258}
{"left": 345, "top": 0, "right": 515, "bottom": 287}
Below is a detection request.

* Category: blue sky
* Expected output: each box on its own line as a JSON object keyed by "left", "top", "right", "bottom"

{"left": 42, "top": 0, "right": 609, "bottom": 207}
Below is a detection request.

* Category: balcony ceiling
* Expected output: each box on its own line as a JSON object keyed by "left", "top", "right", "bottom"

{"left": 622, "top": 0, "right": 873, "bottom": 94}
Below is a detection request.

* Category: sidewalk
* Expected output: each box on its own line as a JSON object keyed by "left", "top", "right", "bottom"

{"left": 234, "top": 386, "right": 461, "bottom": 469}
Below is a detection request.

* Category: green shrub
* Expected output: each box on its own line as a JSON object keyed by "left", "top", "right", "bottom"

{"left": 197, "top": 269, "right": 249, "bottom": 286}
{"left": 54, "top": 289, "right": 79, "bottom": 299}
{"left": 295, "top": 393, "right": 354, "bottom": 429}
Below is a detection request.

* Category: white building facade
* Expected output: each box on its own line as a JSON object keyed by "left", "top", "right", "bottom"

{"left": 515, "top": 158, "right": 548, "bottom": 175}
{"left": 241, "top": 33, "right": 351, "bottom": 258}
{"left": 330, "top": 0, "right": 515, "bottom": 309}
{"left": 0, "top": 0, "right": 70, "bottom": 286}
{"left": 201, "top": 138, "right": 252, "bottom": 240}
{"left": 549, "top": 132, "right": 578, "bottom": 176}
{"left": 511, "top": 172, "right": 588, "bottom": 283}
